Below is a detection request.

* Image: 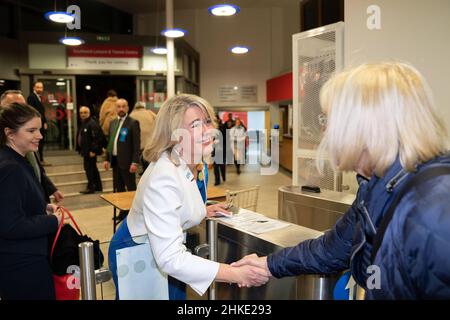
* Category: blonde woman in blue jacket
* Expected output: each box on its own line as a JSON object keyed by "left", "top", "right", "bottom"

{"left": 232, "top": 62, "right": 450, "bottom": 299}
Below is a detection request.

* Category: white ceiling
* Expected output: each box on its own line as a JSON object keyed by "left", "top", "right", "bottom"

{"left": 96, "top": 0, "right": 300, "bottom": 14}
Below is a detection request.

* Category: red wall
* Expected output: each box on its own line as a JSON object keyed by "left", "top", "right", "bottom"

{"left": 266, "top": 72, "right": 293, "bottom": 103}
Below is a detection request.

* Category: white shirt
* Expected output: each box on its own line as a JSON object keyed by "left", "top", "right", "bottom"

{"left": 126, "top": 151, "right": 220, "bottom": 295}
{"left": 112, "top": 115, "right": 127, "bottom": 156}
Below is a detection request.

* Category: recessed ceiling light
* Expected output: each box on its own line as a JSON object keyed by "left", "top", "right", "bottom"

{"left": 59, "top": 37, "right": 84, "bottom": 46}
{"left": 45, "top": 11, "right": 75, "bottom": 23}
{"left": 152, "top": 47, "right": 168, "bottom": 55}
{"left": 208, "top": 4, "right": 240, "bottom": 16}
{"left": 230, "top": 46, "right": 250, "bottom": 54}
{"left": 161, "top": 28, "right": 186, "bottom": 38}
{"left": 85, "top": 85, "right": 91, "bottom": 90}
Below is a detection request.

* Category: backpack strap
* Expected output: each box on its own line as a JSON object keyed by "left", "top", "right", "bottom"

{"left": 371, "top": 165, "right": 450, "bottom": 263}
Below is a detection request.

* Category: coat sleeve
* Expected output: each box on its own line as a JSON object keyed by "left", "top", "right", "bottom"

{"left": 90, "top": 121, "right": 104, "bottom": 155}
{"left": 143, "top": 168, "right": 219, "bottom": 295}
{"left": 41, "top": 171, "right": 57, "bottom": 197}
{"left": 131, "top": 119, "right": 141, "bottom": 164}
{"left": 0, "top": 164, "right": 58, "bottom": 240}
{"left": 267, "top": 200, "right": 357, "bottom": 277}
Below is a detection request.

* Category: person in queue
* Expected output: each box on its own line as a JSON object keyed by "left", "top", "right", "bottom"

{"left": 232, "top": 62, "right": 450, "bottom": 299}
{"left": 0, "top": 103, "right": 67, "bottom": 300}
{"left": 108, "top": 94, "right": 270, "bottom": 299}
{"left": 0, "top": 90, "right": 64, "bottom": 203}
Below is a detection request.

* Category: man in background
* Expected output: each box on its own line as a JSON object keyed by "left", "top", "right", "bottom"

{"left": 129, "top": 101, "right": 156, "bottom": 172}
{"left": 99, "top": 89, "right": 118, "bottom": 136}
{"left": 1, "top": 90, "right": 64, "bottom": 203}
{"left": 103, "top": 98, "right": 140, "bottom": 192}
{"left": 76, "top": 106, "right": 104, "bottom": 194}
{"left": 27, "top": 81, "right": 49, "bottom": 165}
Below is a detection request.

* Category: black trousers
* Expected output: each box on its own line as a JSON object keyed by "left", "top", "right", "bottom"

{"left": 213, "top": 163, "right": 226, "bottom": 184}
{"left": 0, "top": 253, "right": 55, "bottom": 300}
{"left": 83, "top": 155, "right": 102, "bottom": 191}
{"left": 111, "top": 157, "right": 136, "bottom": 192}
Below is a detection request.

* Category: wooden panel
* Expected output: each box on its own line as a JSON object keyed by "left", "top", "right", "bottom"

{"left": 279, "top": 136, "right": 293, "bottom": 172}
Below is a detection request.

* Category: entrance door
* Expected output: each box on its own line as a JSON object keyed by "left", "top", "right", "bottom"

{"left": 32, "top": 76, "right": 77, "bottom": 151}
{"left": 137, "top": 77, "right": 167, "bottom": 114}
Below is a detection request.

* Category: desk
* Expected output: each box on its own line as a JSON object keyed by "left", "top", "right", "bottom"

{"left": 101, "top": 185, "right": 227, "bottom": 233}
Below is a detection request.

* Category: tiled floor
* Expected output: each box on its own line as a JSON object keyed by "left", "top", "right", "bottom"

{"left": 69, "top": 164, "right": 292, "bottom": 300}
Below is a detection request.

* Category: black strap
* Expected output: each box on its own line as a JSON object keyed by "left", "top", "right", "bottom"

{"left": 371, "top": 165, "right": 450, "bottom": 263}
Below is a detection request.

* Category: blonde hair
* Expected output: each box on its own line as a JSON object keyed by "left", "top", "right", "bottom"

{"left": 318, "top": 61, "right": 448, "bottom": 177}
{"left": 143, "top": 93, "right": 216, "bottom": 165}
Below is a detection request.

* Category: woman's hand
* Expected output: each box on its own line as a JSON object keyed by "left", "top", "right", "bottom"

{"left": 215, "top": 263, "right": 270, "bottom": 288}
{"left": 231, "top": 253, "right": 272, "bottom": 287}
{"left": 46, "top": 203, "right": 59, "bottom": 215}
{"left": 51, "top": 207, "right": 70, "bottom": 225}
{"left": 206, "top": 203, "right": 232, "bottom": 218}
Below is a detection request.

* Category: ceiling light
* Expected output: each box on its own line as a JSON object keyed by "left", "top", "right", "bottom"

{"left": 161, "top": 28, "right": 186, "bottom": 38}
{"left": 45, "top": 11, "right": 75, "bottom": 23}
{"left": 152, "top": 47, "right": 168, "bottom": 55}
{"left": 208, "top": 4, "right": 240, "bottom": 16}
{"left": 85, "top": 85, "right": 91, "bottom": 90}
{"left": 56, "top": 82, "right": 66, "bottom": 86}
{"left": 230, "top": 46, "right": 250, "bottom": 54}
{"left": 59, "top": 37, "right": 84, "bottom": 46}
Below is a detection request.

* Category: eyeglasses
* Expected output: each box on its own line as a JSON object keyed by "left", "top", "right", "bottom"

{"left": 189, "top": 118, "right": 213, "bottom": 129}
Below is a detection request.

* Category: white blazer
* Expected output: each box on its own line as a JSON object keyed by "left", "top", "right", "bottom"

{"left": 127, "top": 151, "right": 219, "bottom": 295}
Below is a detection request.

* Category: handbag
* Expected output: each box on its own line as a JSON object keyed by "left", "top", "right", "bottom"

{"left": 50, "top": 206, "right": 104, "bottom": 300}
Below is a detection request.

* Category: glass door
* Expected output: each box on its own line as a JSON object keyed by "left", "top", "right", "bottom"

{"left": 136, "top": 77, "right": 167, "bottom": 114}
{"left": 32, "top": 76, "right": 77, "bottom": 151}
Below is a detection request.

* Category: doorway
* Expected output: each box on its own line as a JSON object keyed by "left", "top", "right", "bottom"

{"left": 76, "top": 75, "right": 136, "bottom": 121}
{"left": 32, "top": 76, "right": 77, "bottom": 151}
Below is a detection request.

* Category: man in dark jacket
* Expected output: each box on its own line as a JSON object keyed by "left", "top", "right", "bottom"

{"left": 103, "top": 98, "right": 140, "bottom": 192}
{"left": 27, "top": 81, "right": 49, "bottom": 165}
{"left": 76, "top": 106, "right": 104, "bottom": 194}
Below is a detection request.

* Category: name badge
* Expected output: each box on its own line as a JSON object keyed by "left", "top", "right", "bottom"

{"left": 119, "top": 128, "right": 128, "bottom": 142}
{"left": 185, "top": 170, "right": 194, "bottom": 182}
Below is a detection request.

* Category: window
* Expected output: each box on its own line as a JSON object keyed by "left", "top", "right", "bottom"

{"left": 300, "top": 0, "right": 344, "bottom": 32}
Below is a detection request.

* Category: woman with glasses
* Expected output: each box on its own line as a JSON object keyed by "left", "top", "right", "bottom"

{"left": 108, "top": 94, "right": 270, "bottom": 300}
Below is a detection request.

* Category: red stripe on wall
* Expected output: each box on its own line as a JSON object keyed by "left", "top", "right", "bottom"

{"left": 266, "top": 72, "right": 293, "bottom": 103}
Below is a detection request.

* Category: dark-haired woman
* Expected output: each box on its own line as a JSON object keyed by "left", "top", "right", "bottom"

{"left": 0, "top": 103, "right": 65, "bottom": 300}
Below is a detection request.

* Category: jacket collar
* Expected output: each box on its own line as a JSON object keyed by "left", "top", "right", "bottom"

{"left": 1, "top": 145, "right": 29, "bottom": 165}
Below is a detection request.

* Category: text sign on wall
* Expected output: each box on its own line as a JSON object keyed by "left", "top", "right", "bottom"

{"left": 67, "top": 45, "right": 142, "bottom": 70}
{"left": 218, "top": 85, "right": 258, "bottom": 103}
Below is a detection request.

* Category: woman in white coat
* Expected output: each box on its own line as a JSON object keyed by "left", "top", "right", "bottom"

{"left": 229, "top": 118, "right": 247, "bottom": 175}
{"left": 108, "top": 94, "right": 269, "bottom": 300}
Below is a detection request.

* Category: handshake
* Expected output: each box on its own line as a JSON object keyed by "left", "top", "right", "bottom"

{"left": 222, "top": 253, "right": 272, "bottom": 288}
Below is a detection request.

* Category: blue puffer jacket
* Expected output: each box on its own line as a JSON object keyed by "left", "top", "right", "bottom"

{"left": 268, "top": 153, "right": 450, "bottom": 299}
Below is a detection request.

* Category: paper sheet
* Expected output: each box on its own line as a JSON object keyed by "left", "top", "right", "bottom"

{"left": 216, "top": 208, "right": 290, "bottom": 234}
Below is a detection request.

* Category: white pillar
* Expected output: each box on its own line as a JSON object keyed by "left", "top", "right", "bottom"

{"left": 166, "top": 0, "right": 175, "bottom": 98}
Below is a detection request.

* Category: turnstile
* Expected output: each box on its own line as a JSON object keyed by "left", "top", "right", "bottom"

{"left": 209, "top": 218, "right": 341, "bottom": 300}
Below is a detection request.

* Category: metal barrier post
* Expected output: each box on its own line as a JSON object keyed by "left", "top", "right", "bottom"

{"left": 79, "top": 242, "right": 97, "bottom": 300}
{"left": 207, "top": 219, "right": 217, "bottom": 300}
